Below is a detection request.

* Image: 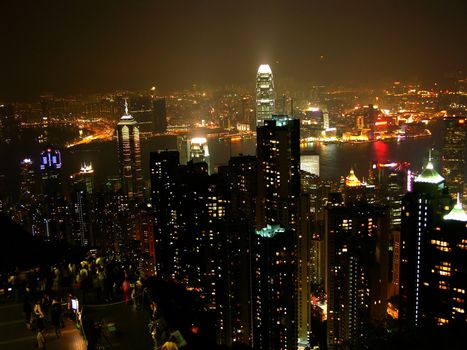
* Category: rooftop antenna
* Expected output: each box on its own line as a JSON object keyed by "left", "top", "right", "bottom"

{"left": 124, "top": 99, "right": 129, "bottom": 116}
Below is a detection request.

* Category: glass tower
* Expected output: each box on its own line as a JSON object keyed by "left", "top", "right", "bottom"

{"left": 255, "top": 64, "right": 275, "bottom": 126}
{"left": 116, "top": 101, "right": 144, "bottom": 200}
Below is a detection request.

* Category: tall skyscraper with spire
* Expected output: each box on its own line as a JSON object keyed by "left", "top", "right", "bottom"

{"left": 399, "top": 154, "right": 452, "bottom": 328}
{"left": 116, "top": 100, "right": 144, "bottom": 200}
{"left": 255, "top": 64, "right": 275, "bottom": 126}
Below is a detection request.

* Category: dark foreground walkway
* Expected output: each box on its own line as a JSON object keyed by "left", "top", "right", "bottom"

{"left": 0, "top": 299, "right": 153, "bottom": 350}
{"left": 0, "top": 302, "right": 86, "bottom": 350}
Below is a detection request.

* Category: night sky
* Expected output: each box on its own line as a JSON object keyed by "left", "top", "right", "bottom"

{"left": 1, "top": 0, "right": 466, "bottom": 100}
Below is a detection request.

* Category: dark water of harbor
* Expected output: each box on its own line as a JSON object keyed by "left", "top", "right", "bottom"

{"left": 0, "top": 121, "right": 445, "bottom": 198}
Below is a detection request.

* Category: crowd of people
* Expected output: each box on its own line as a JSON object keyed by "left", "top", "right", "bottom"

{"left": 1, "top": 252, "right": 159, "bottom": 349}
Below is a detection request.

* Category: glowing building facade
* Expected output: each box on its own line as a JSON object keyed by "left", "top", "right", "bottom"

{"left": 399, "top": 157, "right": 452, "bottom": 327}
{"left": 421, "top": 194, "right": 467, "bottom": 326}
{"left": 116, "top": 101, "right": 144, "bottom": 200}
{"left": 70, "top": 163, "right": 95, "bottom": 246}
{"left": 255, "top": 64, "right": 275, "bottom": 126}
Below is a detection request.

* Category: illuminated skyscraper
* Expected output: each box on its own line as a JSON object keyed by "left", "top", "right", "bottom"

{"left": 70, "top": 163, "right": 95, "bottom": 246}
{"left": 39, "top": 146, "right": 68, "bottom": 240}
{"left": 442, "top": 116, "right": 466, "bottom": 197}
{"left": 116, "top": 101, "right": 144, "bottom": 200}
{"left": 399, "top": 156, "right": 451, "bottom": 328}
{"left": 421, "top": 194, "right": 467, "bottom": 327}
{"left": 39, "top": 146, "right": 62, "bottom": 196}
{"left": 177, "top": 135, "right": 211, "bottom": 173}
{"left": 17, "top": 158, "right": 42, "bottom": 236}
{"left": 255, "top": 64, "right": 275, "bottom": 126}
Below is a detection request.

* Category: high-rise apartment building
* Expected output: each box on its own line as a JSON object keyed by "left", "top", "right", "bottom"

{"left": 255, "top": 64, "right": 275, "bottom": 126}
{"left": 254, "top": 115, "right": 303, "bottom": 350}
{"left": 149, "top": 150, "right": 180, "bottom": 279}
{"left": 116, "top": 101, "right": 144, "bottom": 201}
{"left": 442, "top": 116, "right": 466, "bottom": 197}
{"left": 325, "top": 197, "right": 390, "bottom": 349}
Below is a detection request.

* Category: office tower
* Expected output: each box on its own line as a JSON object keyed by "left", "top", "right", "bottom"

{"left": 149, "top": 150, "right": 180, "bottom": 279}
{"left": 116, "top": 101, "right": 144, "bottom": 200}
{"left": 189, "top": 137, "right": 210, "bottom": 173}
{"left": 420, "top": 194, "right": 467, "bottom": 326}
{"left": 322, "top": 107, "right": 330, "bottom": 130}
{"left": 301, "top": 153, "right": 320, "bottom": 176}
{"left": 39, "top": 146, "right": 62, "bottom": 196}
{"left": 255, "top": 64, "right": 275, "bottom": 126}
{"left": 176, "top": 136, "right": 211, "bottom": 172}
{"left": 254, "top": 116, "right": 302, "bottom": 350}
{"left": 70, "top": 163, "right": 95, "bottom": 246}
{"left": 325, "top": 198, "right": 390, "bottom": 349}
{"left": 370, "top": 161, "right": 410, "bottom": 228}
{"left": 39, "top": 146, "right": 68, "bottom": 240}
{"left": 153, "top": 98, "right": 167, "bottom": 133}
{"left": 442, "top": 116, "right": 466, "bottom": 197}
{"left": 399, "top": 156, "right": 452, "bottom": 328}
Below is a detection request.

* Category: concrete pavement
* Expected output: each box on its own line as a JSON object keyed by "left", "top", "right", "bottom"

{"left": 0, "top": 302, "right": 86, "bottom": 350}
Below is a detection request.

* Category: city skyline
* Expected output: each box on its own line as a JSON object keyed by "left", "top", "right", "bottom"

{"left": 0, "top": 2, "right": 466, "bottom": 349}
{"left": 1, "top": 0, "right": 467, "bottom": 100}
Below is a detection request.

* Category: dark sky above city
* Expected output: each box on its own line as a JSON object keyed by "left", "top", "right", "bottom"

{"left": 1, "top": 0, "right": 466, "bottom": 100}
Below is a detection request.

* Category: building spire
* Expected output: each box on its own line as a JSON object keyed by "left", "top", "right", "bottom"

{"left": 443, "top": 192, "right": 467, "bottom": 222}
{"left": 124, "top": 99, "right": 129, "bottom": 116}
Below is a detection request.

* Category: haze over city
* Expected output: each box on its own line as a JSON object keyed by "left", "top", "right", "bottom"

{"left": 1, "top": 0, "right": 466, "bottom": 99}
{"left": 1, "top": 1, "right": 466, "bottom": 350}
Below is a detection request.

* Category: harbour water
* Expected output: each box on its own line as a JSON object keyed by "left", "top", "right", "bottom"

{"left": 0, "top": 121, "right": 445, "bottom": 196}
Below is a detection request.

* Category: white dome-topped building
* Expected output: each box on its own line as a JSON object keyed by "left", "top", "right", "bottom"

{"left": 255, "top": 64, "right": 275, "bottom": 127}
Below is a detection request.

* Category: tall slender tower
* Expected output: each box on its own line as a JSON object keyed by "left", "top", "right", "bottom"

{"left": 70, "top": 163, "right": 95, "bottom": 246}
{"left": 399, "top": 155, "right": 451, "bottom": 328}
{"left": 255, "top": 64, "right": 275, "bottom": 126}
{"left": 116, "top": 101, "right": 144, "bottom": 200}
{"left": 254, "top": 115, "right": 302, "bottom": 350}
